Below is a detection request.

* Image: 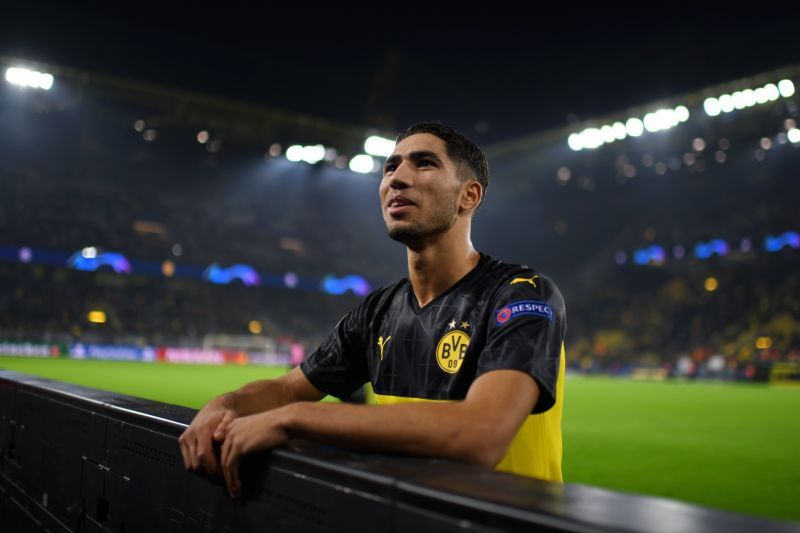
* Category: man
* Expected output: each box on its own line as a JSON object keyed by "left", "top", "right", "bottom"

{"left": 179, "top": 122, "right": 567, "bottom": 499}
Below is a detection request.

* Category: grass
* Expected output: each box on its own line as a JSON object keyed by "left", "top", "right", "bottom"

{"left": 1, "top": 356, "right": 798, "bottom": 523}
{"left": 563, "top": 375, "right": 800, "bottom": 523}
{"left": 0, "top": 356, "right": 292, "bottom": 408}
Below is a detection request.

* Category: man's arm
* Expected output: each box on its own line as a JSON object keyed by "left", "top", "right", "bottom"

{"left": 219, "top": 369, "right": 539, "bottom": 498}
{"left": 178, "top": 366, "right": 326, "bottom": 477}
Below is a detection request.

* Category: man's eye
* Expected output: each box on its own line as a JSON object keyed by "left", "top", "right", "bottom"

{"left": 384, "top": 164, "right": 396, "bottom": 172}
{"left": 418, "top": 160, "right": 432, "bottom": 167}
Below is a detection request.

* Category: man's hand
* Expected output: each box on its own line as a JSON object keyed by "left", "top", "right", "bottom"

{"left": 177, "top": 369, "right": 326, "bottom": 495}
{"left": 178, "top": 394, "right": 238, "bottom": 479}
{"left": 220, "top": 407, "right": 292, "bottom": 499}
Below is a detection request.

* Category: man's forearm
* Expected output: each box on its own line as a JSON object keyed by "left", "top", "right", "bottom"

{"left": 226, "top": 379, "right": 293, "bottom": 416}
{"left": 280, "top": 401, "right": 505, "bottom": 468}
{"left": 218, "top": 371, "right": 537, "bottom": 497}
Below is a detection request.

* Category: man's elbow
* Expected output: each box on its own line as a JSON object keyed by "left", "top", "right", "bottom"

{"left": 456, "top": 427, "right": 509, "bottom": 469}
{"left": 468, "top": 442, "right": 508, "bottom": 469}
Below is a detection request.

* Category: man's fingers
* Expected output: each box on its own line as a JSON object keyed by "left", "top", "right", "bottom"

{"left": 182, "top": 409, "right": 245, "bottom": 495}
{"left": 198, "top": 441, "right": 222, "bottom": 477}
{"left": 179, "top": 403, "right": 235, "bottom": 477}
{"left": 222, "top": 455, "right": 241, "bottom": 499}
{"left": 221, "top": 437, "right": 241, "bottom": 499}
{"left": 214, "top": 409, "right": 237, "bottom": 441}
{"left": 178, "top": 432, "right": 192, "bottom": 469}
{"left": 221, "top": 430, "right": 231, "bottom": 471}
{"left": 184, "top": 431, "right": 199, "bottom": 470}
{"left": 229, "top": 456, "right": 241, "bottom": 498}
{"left": 213, "top": 415, "right": 229, "bottom": 441}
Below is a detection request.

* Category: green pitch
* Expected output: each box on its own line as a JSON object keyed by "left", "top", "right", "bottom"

{"left": 563, "top": 375, "right": 800, "bottom": 523}
{"left": 0, "top": 357, "right": 798, "bottom": 523}
{"left": 0, "top": 357, "right": 297, "bottom": 408}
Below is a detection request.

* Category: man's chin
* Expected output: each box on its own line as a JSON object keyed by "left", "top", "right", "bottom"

{"left": 387, "top": 224, "right": 425, "bottom": 245}
{"left": 385, "top": 215, "right": 454, "bottom": 246}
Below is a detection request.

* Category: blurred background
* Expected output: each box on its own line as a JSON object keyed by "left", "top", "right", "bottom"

{"left": 0, "top": 6, "right": 799, "bottom": 522}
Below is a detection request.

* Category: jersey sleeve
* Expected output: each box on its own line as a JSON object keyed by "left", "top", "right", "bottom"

{"left": 300, "top": 301, "right": 370, "bottom": 401}
{"left": 476, "top": 271, "right": 566, "bottom": 414}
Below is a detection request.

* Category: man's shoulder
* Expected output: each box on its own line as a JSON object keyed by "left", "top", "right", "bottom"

{"left": 479, "top": 255, "right": 567, "bottom": 334}
{"left": 480, "top": 254, "right": 564, "bottom": 299}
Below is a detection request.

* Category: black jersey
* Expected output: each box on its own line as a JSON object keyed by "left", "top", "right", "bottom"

{"left": 301, "top": 252, "right": 567, "bottom": 480}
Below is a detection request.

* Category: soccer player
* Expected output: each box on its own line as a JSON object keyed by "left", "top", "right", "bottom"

{"left": 179, "top": 122, "right": 567, "bottom": 499}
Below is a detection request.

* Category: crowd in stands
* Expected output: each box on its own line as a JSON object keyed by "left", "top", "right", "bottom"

{"left": 1, "top": 74, "right": 798, "bottom": 375}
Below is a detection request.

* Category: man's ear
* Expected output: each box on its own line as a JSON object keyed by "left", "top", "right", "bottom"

{"left": 459, "top": 180, "right": 483, "bottom": 213}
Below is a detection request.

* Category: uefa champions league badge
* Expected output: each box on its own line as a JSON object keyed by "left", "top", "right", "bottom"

{"left": 494, "top": 300, "right": 553, "bottom": 326}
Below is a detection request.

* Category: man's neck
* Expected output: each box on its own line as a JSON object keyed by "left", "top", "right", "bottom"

{"left": 406, "top": 231, "right": 481, "bottom": 309}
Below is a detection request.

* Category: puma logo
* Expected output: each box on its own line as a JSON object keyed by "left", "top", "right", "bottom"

{"left": 510, "top": 275, "right": 539, "bottom": 287}
{"left": 377, "top": 335, "right": 391, "bottom": 360}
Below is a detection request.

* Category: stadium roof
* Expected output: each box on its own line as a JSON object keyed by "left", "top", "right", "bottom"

{"left": 2, "top": 8, "right": 800, "bottom": 145}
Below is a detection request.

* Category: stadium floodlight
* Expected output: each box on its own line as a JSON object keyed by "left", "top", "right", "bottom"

{"left": 364, "top": 135, "right": 395, "bottom": 157}
{"left": 703, "top": 97, "right": 722, "bottom": 117}
{"left": 566, "top": 105, "right": 689, "bottom": 150}
{"left": 732, "top": 91, "right": 747, "bottom": 110}
{"left": 4, "top": 67, "right": 54, "bottom": 90}
{"left": 301, "top": 144, "right": 326, "bottom": 164}
{"left": 659, "top": 109, "right": 678, "bottom": 129}
{"left": 643, "top": 109, "right": 677, "bottom": 133}
{"left": 286, "top": 145, "right": 303, "bottom": 162}
{"left": 763, "top": 84, "right": 780, "bottom": 101}
{"left": 579, "top": 128, "right": 603, "bottom": 150}
{"left": 778, "top": 79, "right": 796, "bottom": 98}
{"left": 349, "top": 154, "right": 375, "bottom": 174}
{"left": 788, "top": 128, "right": 800, "bottom": 144}
{"left": 600, "top": 125, "right": 616, "bottom": 144}
{"left": 703, "top": 80, "right": 791, "bottom": 120}
{"left": 567, "top": 133, "right": 583, "bottom": 151}
{"left": 643, "top": 112, "right": 660, "bottom": 133}
{"left": 625, "top": 118, "right": 644, "bottom": 137}
{"left": 718, "top": 94, "right": 735, "bottom": 113}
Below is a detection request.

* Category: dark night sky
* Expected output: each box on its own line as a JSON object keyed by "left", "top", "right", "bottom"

{"left": 2, "top": 6, "right": 799, "bottom": 144}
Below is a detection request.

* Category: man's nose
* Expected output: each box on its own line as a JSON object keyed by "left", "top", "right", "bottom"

{"left": 388, "top": 161, "right": 412, "bottom": 189}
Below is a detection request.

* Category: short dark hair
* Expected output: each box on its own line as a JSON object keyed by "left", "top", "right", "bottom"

{"left": 395, "top": 121, "right": 490, "bottom": 203}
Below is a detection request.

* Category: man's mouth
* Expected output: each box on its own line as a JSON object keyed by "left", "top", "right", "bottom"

{"left": 387, "top": 196, "right": 415, "bottom": 216}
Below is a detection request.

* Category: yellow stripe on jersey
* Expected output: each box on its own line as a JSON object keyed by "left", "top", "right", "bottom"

{"left": 373, "top": 342, "right": 565, "bottom": 482}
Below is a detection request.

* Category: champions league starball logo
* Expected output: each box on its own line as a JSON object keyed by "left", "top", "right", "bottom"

{"left": 496, "top": 307, "right": 513, "bottom": 324}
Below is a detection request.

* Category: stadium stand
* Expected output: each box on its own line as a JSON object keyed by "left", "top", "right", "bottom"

{"left": 0, "top": 58, "right": 798, "bottom": 380}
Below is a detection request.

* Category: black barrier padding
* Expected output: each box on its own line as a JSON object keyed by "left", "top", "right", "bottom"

{"left": 0, "top": 470, "right": 72, "bottom": 532}
{"left": 1, "top": 369, "right": 800, "bottom": 533}
{"left": 6, "top": 384, "right": 108, "bottom": 529}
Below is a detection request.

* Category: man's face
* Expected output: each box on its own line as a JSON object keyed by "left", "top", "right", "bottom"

{"left": 379, "top": 133, "right": 463, "bottom": 245}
